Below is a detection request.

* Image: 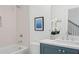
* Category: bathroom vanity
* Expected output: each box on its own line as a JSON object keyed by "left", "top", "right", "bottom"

{"left": 40, "top": 39, "right": 79, "bottom": 54}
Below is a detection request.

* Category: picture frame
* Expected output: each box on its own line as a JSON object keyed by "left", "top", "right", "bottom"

{"left": 34, "top": 17, "right": 44, "bottom": 31}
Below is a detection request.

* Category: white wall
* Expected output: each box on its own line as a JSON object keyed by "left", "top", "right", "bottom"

{"left": 52, "top": 5, "right": 79, "bottom": 40}
{"left": 0, "top": 6, "right": 16, "bottom": 47}
{"left": 29, "top": 5, "right": 51, "bottom": 53}
{"left": 16, "top": 5, "right": 29, "bottom": 47}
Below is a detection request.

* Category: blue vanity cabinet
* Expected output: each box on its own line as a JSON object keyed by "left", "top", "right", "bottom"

{"left": 40, "top": 43, "right": 79, "bottom": 54}
{"left": 40, "top": 43, "right": 61, "bottom": 54}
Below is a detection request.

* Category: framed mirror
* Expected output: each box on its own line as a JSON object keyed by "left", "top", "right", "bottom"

{"left": 68, "top": 7, "right": 79, "bottom": 36}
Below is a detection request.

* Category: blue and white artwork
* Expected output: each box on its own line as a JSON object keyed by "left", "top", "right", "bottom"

{"left": 34, "top": 17, "right": 44, "bottom": 31}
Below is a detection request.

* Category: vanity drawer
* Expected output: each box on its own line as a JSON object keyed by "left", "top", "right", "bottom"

{"left": 40, "top": 43, "right": 79, "bottom": 54}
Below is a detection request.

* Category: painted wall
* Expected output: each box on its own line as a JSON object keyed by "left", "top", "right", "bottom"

{"left": 29, "top": 5, "right": 51, "bottom": 53}
{"left": 16, "top": 5, "right": 29, "bottom": 47}
{"left": 0, "top": 6, "right": 16, "bottom": 47}
{"left": 52, "top": 5, "right": 79, "bottom": 41}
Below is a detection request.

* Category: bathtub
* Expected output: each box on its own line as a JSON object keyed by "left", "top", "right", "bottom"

{"left": 0, "top": 44, "right": 28, "bottom": 54}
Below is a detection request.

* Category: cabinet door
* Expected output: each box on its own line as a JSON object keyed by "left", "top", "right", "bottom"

{"left": 40, "top": 43, "right": 62, "bottom": 54}
{"left": 61, "top": 47, "right": 79, "bottom": 54}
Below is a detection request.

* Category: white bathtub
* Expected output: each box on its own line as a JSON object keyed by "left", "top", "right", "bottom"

{"left": 0, "top": 44, "right": 28, "bottom": 54}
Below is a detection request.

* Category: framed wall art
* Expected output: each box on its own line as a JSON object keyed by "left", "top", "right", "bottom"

{"left": 34, "top": 17, "right": 44, "bottom": 31}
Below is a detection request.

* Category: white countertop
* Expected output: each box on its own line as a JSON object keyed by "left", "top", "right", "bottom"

{"left": 40, "top": 39, "right": 79, "bottom": 50}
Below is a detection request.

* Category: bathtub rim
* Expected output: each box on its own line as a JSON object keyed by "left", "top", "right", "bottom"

{"left": 0, "top": 44, "right": 28, "bottom": 54}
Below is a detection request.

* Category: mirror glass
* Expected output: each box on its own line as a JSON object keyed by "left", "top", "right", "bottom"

{"left": 68, "top": 7, "right": 79, "bottom": 36}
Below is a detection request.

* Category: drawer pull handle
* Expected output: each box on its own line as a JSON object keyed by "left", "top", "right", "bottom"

{"left": 62, "top": 50, "right": 65, "bottom": 53}
{"left": 58, "top": 49, "right": 61, "bottom": 52}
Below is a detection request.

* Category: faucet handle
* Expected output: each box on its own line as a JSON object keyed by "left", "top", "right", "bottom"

{"left": 19, "top": 34, "right": 23, "bottom": 37}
